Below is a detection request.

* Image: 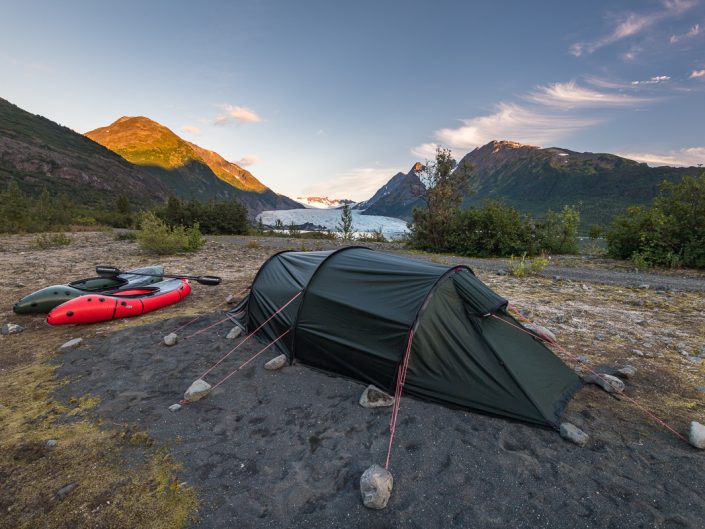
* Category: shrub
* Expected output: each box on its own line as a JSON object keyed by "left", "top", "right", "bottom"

{"left": 535, "top": 205, "right": 580, "bottom": 254}
{"left": 158, "top": 197, "right": 249, "bottom": 235}
{"left": 507, "top": 253, "right": 549, "bottom": 277}
{"left": 114, "top": 231, "right": 138, "bottom": 241}
{"left": 337, "top": 204, "right": 354, "bottom": 241}
{"left": 358, "top": 228, "right": 387, "bottom": 243}
{"left": 32, "top": 233, "right": 71, "bottom": 249}
{"left": 137, "top": 212, "right": 204, "bottom": 255}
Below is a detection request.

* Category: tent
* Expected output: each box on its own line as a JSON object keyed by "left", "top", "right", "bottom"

{"left": 229, "top": 247, "right": 582, "bottom": 428}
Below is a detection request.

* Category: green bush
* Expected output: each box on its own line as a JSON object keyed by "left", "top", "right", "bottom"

{"left": 32, "top": 233, "right": 71, "bottom": 249}
{"left": 158, "top": 197, "right": 249, "bottom": 235}
{"left": 357, "top": 227, "right": 387, "bottom": 243}
{"left": 607, "top": 172, "right": 705, "bottom": 268}
{"left": 137, "top": 212, "right": 205, "bottom": 255}
{"left": 535, "top": 205, "right": 580, "bottom": 254}
{"left": 507, "top": 253, "right": 549, "bottom": 277}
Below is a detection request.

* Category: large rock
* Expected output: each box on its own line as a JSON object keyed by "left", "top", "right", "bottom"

{"left": 560, "top": 422, "right": 589, "bottom": 447}
{"left": 359, "top": 385, "right": 395, "bottom": 408}
{"left": 163, "top": 333, "right": 178, "bottom": 346}
{"left": 690, "top": 421, "right": 705, "bottom": 449}
{"left": 1, "top": 323, "right": 24, "bottom": 335}
{"left": 264, "top": 354, "right": 287, "bottom": 370}
{"left": 184, "top": 379, "right": 212, "bottom": 402}
{"left": 59, "top": 338, "right": 83, "bottom": 351}
{"left": 616, "top": 365, "right": 637, "bottom": 379}
{"left": 226, "top": 326, "right": 243, "bottom": 340}
{"left": 584, "top": 373, "right": 625, "bottom": 394}
{"left": 360, "top": 464, "right": 393, "bottom": 509}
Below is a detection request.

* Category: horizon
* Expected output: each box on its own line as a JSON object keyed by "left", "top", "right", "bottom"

{"left": 2, "top": 0, "right": 705, "bottom": 201}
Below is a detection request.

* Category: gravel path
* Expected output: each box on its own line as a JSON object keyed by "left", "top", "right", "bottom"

{"left": 214, "top": 236, "right": 705, "bottom": 292}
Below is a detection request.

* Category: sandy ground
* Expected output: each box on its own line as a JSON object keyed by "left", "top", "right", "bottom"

{"left": 53, "top": 314, "right": 704, "bottom": 529}
{"left": 2, "top": 231, "right": 705, "bottom": 528}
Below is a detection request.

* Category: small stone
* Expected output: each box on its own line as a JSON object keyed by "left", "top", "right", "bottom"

{"left": 560, "top": 422, "right": 589, "bottom": 447}
{"left": 1, "top": 323, "right": 24, "bottom": 335}
{"left": 523, "top": 323, "right": 556, "bottom": 343}
{"left": 163, "top": 333, "right": 178, "bottom": 346}
{"left": 581, "top": 284, "right": 591, "bottom": 291}
{"left": 360, "top": 464, "right": 393, "bottom": 509}
{"left": 359, "top": 385, "right": 395, "bottom": 408}
{"left": 226, "top": 326, "right": 243, "bottom": 340}
{"left": 225, "top": 294, "right": 236, "bottom": 304}
{"left": 690, "top": 421, "right": 705, "bottom": 449}
{"left": 55, "top": 482, "right": 79, "bottom": 501}
{"left": 168, "top": 403, "right": 182, "bottom": 412}
{"left": 584, "top": 373, "right": 625, "bottom": 394}
{"left": 636, "top": 320, "right": 648, "bottom": 327}
{"left": 632, "top": 349, "right": 644, "bottom": 357}
{"left": 638, "top": 284, "right": 650, "bottom": 289}
{"left": 264, "top": 354, "right": 287, "bottom": 370}
{"left": 576, "top": 355, "right": 590, "bottom": 364}
{"left": 496, "top": 269, "right": 508, "bottom": 276}
{"left": 616, "top": 365, "right": 637, "bottom": 379}
{"left": 184, "top": 379, "right": 212, "bottom": 402}
{"left": 699, "top": 345, "right": 705, "bottom": 356}
{"left": 59, "top": 338, "right": 83, "bottom": 351}
{"left": 594, "top": 333, "right": 605, "bottom": 341}
{"left": 46, "top": 439, "right": 58, "bottom": 447}
{"left": 688, "top": 356, "right": 703, "bottom": 365}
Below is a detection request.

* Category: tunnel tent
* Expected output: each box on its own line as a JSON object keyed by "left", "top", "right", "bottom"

{"left": 228, "top": 247, "right": 582, "bottom": 428}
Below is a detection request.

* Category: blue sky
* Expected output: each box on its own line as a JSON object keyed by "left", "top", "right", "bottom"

{"left": 1, "top": 0, "right": 704, "bottom": 200}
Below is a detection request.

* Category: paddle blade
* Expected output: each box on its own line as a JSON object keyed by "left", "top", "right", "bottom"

{"left": 96, "top": 266, "right": 121, "bottom": 276}
{"left": 196, "top": 276, "right": 222, "bottom": 286}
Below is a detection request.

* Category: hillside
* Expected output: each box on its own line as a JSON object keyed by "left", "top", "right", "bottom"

{"left": 85, "top": 116, "right": 300, "bottom": 215}
{"left": 357, "top": 162, "right": 424, "bottom": 221}
{"left": 458, "top": 140, "right": 696, "bottom": 227}
{"left": 0, "top": 97, "right": 168, "bottom": 208}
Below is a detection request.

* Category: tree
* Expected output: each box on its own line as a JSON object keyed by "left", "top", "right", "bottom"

{"left": 409, "top": 147, "right": 472, "bottom": 251}
{"left": 337, "top": 204, "right": 354, "bottom": 240}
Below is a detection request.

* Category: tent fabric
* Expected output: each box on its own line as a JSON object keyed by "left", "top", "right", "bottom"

{"left": 229, "top": 247, "right": 581, "bottom": 428}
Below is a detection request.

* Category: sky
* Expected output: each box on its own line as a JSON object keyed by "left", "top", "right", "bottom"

{"left": 1, "top": 0, "right": 704, "bottom": 201}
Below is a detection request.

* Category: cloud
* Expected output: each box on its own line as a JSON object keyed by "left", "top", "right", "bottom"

{"left": 570, "top": 0, "right": 696, "bottom": 56}
{"left": 527, "top": 81, "right": 655, "bottom": 108}
{"left": 690, "top": 69, "right": 705, "bottom": 78}
{"left": 618, "top": 146, "right": 705, "bottom": 166}
{"left": 214, "top": 104, "right": 263, "bottom": 125}
{"left": 670, "top": 23, "right": 701, "bottom": 43}
{"left": 302, "top": 167, "right": 402, "bottom": 202}
{"left": 235, "top": 154, "right": 260, "bottom": 167}
{"left": 428, "top": 102, "right": 600, "bottom": 151}
{"left": 181, "top": 125, "right": 201, "bottom": 135}
{"left": 631, "top": 75, "right": 671, "bottom": 85}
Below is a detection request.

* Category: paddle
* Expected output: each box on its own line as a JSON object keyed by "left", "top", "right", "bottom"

{"left": 96, "top": 266, "right": 222, "bottom": 286}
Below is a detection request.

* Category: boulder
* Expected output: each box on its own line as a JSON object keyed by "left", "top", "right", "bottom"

{"left": 264, "top": 354, "right": 287, "bottom": 370}
{"left": 163, "top": 333, "right": 178, "bottom": 346}
{"left": 360, "top": 464, "right": 393, "bottom": 509}
{"left": 690, "top": 421, "right": 705, "bottom": 449}
{"left": 226, "top": 326, "right": 243, "bottom": 340}
{"left": 560, "top": 422, "right": 589, "bottom": 447}
{"left": 616, "top": 365, "right": 637, "bottom": 379}
{"left": 359, "top": 385, "right": 395, "bottom": 408}
{"left": 1, "top": 323, "right": 24, "bottom": 335}
{"left": 584, "top": 373, "right": 625, "bottom": 394}
{"left": 59, "top": 338, "right": 83, "bottom": 351}
{"left": 184, "top": 379, "right": 212, "bottom": 402}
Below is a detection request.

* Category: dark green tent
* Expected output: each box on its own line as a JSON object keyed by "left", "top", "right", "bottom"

{"left": 229, "top": 247, "right": 581, "bottom": 428}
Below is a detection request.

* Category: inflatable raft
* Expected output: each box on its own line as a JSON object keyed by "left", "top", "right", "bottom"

{"left": 47, "top": 278, "right": 191, "bottom": 325}
{"left": 13, "top": 266, "right": 164, "bottom": 314}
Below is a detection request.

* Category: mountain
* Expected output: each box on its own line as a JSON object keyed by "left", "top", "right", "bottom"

{"left": 295, "top": 196, "right": 355, "bottom": 208}
{"left": 85, "top": 116, "right": 299, "bottom": 215}
{"left": 357, "top": 141, "right": 697, "bottom": 227}
{"left": 356, "top": 162, "right": 424, "bottom": 221}
{"left": 0, "top": 97, "right": 169, "bottom": 208}
{"left": 457, "top": 140, "right": 696, "bottom": 226}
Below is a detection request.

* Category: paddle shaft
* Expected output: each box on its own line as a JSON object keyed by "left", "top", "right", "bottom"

{"left": 96, "top": 266, "right": 221, "bottom": 286}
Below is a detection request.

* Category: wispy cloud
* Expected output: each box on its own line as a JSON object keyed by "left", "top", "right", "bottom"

{"left": 618, "top": 147, "right": 705, "bottom": 166}
{"left": 302, "top": 166, "right": 401, "bottom": 202}
{"left": 690, "top": 69, "right": 705, "bottom": 78}
{"left": 527, "top": 81, "right": 655, "bottom": 108}
{"left": 631, "top": 75, "right": 671, "bottom": 85}
{"left": 235, "top": 154, "right": 260, "bottom": 167}
{"left": 570, "top": 0, "right": 696, "bottom": 56}
{"left": 181, "top": 125, "right": 201, "bottom": 135}
{"left": 214, "top": 104, "right": 263, "bottom": 125}
{"left": 428, "top": 102, "right": 600, "bottom": 151}
{"left": 670, "top": 23, "right": 701, "bottom": 43}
